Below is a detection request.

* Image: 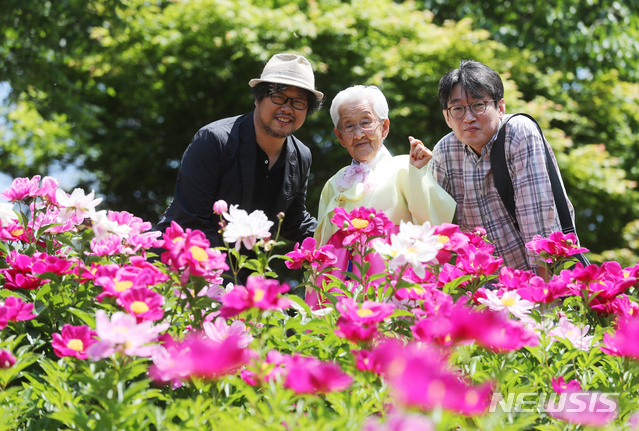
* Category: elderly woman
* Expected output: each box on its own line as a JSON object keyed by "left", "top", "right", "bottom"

{"left": 314, "top": 85, "right": 456, "bottom": 245}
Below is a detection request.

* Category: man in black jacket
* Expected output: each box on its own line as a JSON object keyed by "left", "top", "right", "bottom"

{"left": 156, "top": 53, "right": 323, "bottom": 248}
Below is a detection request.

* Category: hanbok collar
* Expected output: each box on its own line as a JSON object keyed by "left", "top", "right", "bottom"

{"left": 336, "top": 145, "right": 390, "bottom": 191}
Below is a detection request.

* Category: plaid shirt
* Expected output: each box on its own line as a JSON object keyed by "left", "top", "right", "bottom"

{"left": 430, "top": 114, "right": 575, "bottom": 271}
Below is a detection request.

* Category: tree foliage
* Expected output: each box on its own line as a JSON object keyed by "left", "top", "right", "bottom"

{"left": 0, "top": 0, "right": 638, "bottom": 256}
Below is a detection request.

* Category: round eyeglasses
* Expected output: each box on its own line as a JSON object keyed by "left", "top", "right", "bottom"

{"left": 270, "top": 93, "right": 309, "bottom": 111}
{"left": 336, "top": 118, "right": 382, "bottom": 135}
{"left": 447, "top": 100, "right": 496, "bottom": 119}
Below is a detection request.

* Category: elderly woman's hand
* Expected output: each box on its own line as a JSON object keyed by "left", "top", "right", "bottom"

{"left": 409, "top": 136, "right": 433, "bottom": 169}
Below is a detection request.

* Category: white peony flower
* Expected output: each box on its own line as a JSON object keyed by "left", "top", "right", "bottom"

{"left": 56, "top": 188, "right": 103, "bottom": 223}
{"left": 478, "top": 290, "right": 535, "bottom": 319}
{"left": 373, "top": 220, "right": 441, "bottom": 278}
{"left": 0, "top": 203, "right": 19, "bottom": 227}
{"left": 222, "top": 205, "right": 273, "bottom": 250}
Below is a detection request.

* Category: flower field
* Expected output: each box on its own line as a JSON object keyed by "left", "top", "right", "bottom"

{"left": 1, "top": 175, "right": 639, "bottom": 431}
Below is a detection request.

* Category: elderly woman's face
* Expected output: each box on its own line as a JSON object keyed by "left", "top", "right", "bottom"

{"left": 334, "top": 100, "right": 389, "bottom": 164}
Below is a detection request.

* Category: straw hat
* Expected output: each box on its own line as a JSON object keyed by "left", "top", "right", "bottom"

{"left": 248, "top": 53, "right": 324, "bottom": 100}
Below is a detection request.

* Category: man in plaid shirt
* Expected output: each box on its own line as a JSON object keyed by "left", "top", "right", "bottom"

{"left": 430, "top": 60, "right": 577, "bottom": 274}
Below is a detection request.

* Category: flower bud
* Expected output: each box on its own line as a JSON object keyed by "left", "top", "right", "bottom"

{"left": 277, "top": 212, "right": 285, "bottom": 221}
{"left": 213, "top": 200, "right": 228, "bottom": 214}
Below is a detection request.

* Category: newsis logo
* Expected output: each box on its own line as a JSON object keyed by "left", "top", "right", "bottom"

{"left": 489, "top": 392, "right": 618, "bottom": 414}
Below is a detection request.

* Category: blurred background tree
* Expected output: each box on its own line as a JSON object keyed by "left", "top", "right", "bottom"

{"left": 1, "top": 0, "right": 638, "bottom": 262}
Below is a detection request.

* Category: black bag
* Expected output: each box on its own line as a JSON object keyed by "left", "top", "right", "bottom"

{"left": 490, "top": 113, "right": 590, "bottom": 266}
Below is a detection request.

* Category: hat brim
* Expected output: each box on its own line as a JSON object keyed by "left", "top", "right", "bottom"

{"left": 249, "top": 77, "right": 324, "bottom": 101}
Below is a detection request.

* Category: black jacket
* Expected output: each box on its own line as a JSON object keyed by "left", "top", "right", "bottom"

{"left": 156, "top": 112, "right": 317, "bottom": 247}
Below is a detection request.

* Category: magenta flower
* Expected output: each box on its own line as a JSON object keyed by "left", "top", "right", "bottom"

{"left": 0, "top": 349, "right": 16, "bottom": 368}
{"left": 335, "top": 318, "right": 379, "bottom": 343}
{"left": 352, "top": 349, "right": 383, "bottom": 374}
{"left": 373, "top": 339, "right": 494, "bottom": 415}
{"left": 119, "top": 286, "right": 165, "bottom": 322}
{"left": 285, "top": 237, "right": 338, "bottom": 269}
{"left": 526, "top": 231, "right": 589, "bottom": 262}
{"left": 329, "top": 206, "right": 394, "bottom": 247}
{"left": 411, "top": 302, "right": 538, "bottom": 352}
{"left": 548, "top": 377, "right": 617, "bottom": 427}
{"left": 156, "top": 221, "right": 228, "bottom": 283}
{"left": 600, "top": 315, "right": 639, "bottom": 359}
{"left": 456, "top": 245, "right": 503, "bottom": 278}
{"left": 30, "top": 252, "right": 73, "bottom": 276}
{"left": 283, "top": 354, "right": 353, "bottom": 395}
{"left": 240, "top": 350, "right": 287, "bottom": 387}
{"left": 219, "top": 276, "right": 291, "bottom": 318}
{"left": 94, "top": 262, "right": 165, "bottom": 302}
{"left": 517, "top": 276, "right": 568, "bottom": 303}
{"left": 337, "top": 298, "right": 395, "bottom": 325}
{"left": 0, "top": 296, "right": 37, "bottom": 329}
{"left": 0, "top": 175, "right": 41, "bottom": 202}
{"left": 0, "top": 250, "right": 47, "bottom": 290}
{"left": 150, "top": 333, "right": 249, "bottom": 383}
{"left": 52, "top": 324, "right": 98, "bottom": 359}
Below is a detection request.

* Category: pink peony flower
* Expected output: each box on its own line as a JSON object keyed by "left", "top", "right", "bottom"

{"left": 411, "top": 301, "right": 538, "bottom": 352}
{"left": 329, "top": 206, "right": 394, "bottom": 247}
{"left": 548, "top": 317, "right": 596, "bottom": 351}
{"left": 516, "top": 276, "right": 568, "bottom": 303}
{"left": 373, "top": 339, "right": 494, "bottom": 415}
{"left": 86, "top": 310, "right": 168, "bottom": 360}
{"left": 0, "top": 349, "right": 16, "bottom": 368}
{"left": 600, "top": 315, "right": 639, "bottom": 359}
{"left": 0, "top": 175, "right": 41, "bottom": 202}
{"left": 0, "top": 296, "right": 38, "bottom": 329}
{"left": 548, "top": 377, "right": 617, "bottom": 427}
{"left": 352, "top": 349, "right": 384, "bottom": 374}
{"left": 337, "top": 298, "right": 395, "bottom": 325}
{"left": 363, "top": 411, "right": 434, "bottom": 431}
{"left": 156, "top": 222, "right": 228, "bottom": 283}
{"left": 219, "top": 276, "right": 291, "bottom": 318}
{"left": 203, "top": 317, "right": 254, "bottom": 348}
{"left": 526, "top": 231, "right": 589, "bottom": 262}
{"left": 456, "top": 245, "right": 503, "bottom": 278}
{"left": 52, "top": 324, "right": 98, "bottom": 359}
{"left": 119, "top": 286, "right": 165, "bottom": 322}
{"left": 285, "top": 237, "right": 338, "bottom": 269}
{"left": 150, "top": 333, "right": 250, "bottom": 383}
{"left": 335, "top": 318, "right": 379, "bottom": 343}
{"left": 283, "top": 354, "right": 353, "bottom": 395}
{"left": 0, "top": 250, "right": 47, "bottom": 290}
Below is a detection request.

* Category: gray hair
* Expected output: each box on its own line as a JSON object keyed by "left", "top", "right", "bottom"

{"left": 329, "top": 85, "right": 389, "bottom": 127}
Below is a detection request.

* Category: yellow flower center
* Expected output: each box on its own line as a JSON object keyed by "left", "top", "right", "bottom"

{"left": 406, "top": 247, "right": 417, "bottom": 254}
{"left": 172, "top": 236, "right": 185, "bottom": 243}
{"left": 437, "top": 235, "right": 450, "bottom": 244}
{"left": 9, "top": 228, "right": 24, "bottom": 237}
{"left": 131, "top": 301, "right": 150, "bottom": 314}
{"left": 114, "top": 280, "right": 133, "bottom": 292}
{"left": 356, "top": 308, "right": 374, "bottom": 318}
{"left": 444, "top": 334, "right": 452, "bottom": 343}
{"left": 190, "top": 246, "right": 208, "bottom": 262}
{"left": 412, "top": 287, "right": 425, "bottom": 295}
{"left": 501, "top": 297, "right": 517, "bottom": 307}
{"left": 253, "top": 288, "right": 266, "bottom": 302}
{"left": 351, "top": 218, "right": 370, "bottom": 230}
{"left": 67, "top": 339, "right": 84, "bottom": 352}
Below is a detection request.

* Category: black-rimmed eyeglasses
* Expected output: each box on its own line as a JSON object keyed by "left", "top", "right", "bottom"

{"left": 446, "top": 100, "right": 496, "bottom": 119}
{"left": 270, "top": 93, "right": 309, "bottom": 110}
